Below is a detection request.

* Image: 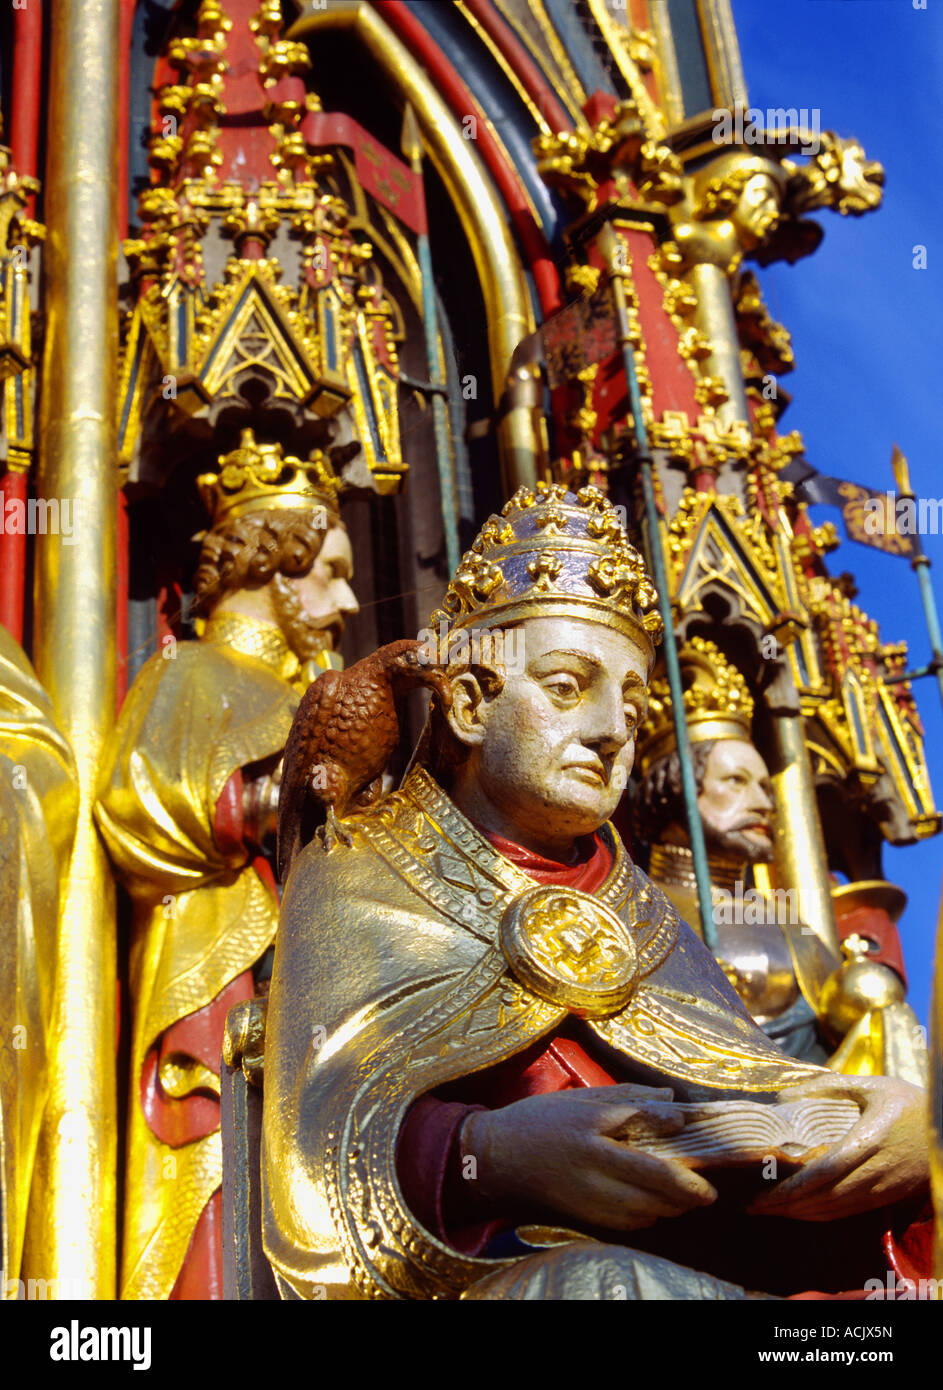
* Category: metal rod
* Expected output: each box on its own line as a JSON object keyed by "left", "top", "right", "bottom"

{"left": 402, "top": 104, "right": 461, "bottom": 575}
{"left": 600, "top": 226, "right": 717, "bottom": 950}
{"left": 398, "top": 371, "right": 448, "bottom": 397}
{"left": 885, "top": 661, "right": 943, "bottom": 685}
{"left": 911, "top": 556, "right": 943, "bottom": 714}
{"left": 890, "top": 449, "right": 943, "bottom": 714}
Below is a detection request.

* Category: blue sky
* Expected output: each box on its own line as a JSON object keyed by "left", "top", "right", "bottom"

{"left": 732, "top": 0, "right": 943, "bottom": 1027}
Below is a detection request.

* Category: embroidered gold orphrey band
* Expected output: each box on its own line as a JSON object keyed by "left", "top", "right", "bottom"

{"left": 361, "top": 766, "right": 668, "bottom": 954}
{"left": 357, "top": 767, "right": 821, "bottom": 1093}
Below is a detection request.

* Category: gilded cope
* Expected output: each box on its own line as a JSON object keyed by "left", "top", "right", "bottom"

{"left": 262, "top": 485, "right": 928, "bottom": 1301}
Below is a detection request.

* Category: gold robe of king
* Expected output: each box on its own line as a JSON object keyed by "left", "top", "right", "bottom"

{"left": 0, "top": 626, "right": 78, "bottom": 1296}
{"left": 96, "top": 433, "right": 357, "bottom": 1299}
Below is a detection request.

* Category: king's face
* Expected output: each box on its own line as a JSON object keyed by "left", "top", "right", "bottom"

{"left": 472, "top": 616, "right": 649, "bottom": 855}
{"left": 697, "top": 738, "right": 774, "bottom": 862}
{"left": 734, "top": 171, "right": 781, "bottom": 247}
{"left": 290, "top": 523, "right": 359, "bottom": 646}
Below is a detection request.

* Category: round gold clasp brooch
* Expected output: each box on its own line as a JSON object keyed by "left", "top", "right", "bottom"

{"left": 499, "top": 885, "right": 638, "bottom": 1017}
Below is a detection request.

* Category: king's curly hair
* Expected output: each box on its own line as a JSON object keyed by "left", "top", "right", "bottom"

{"left": 191, "top": 506, "right": 340, "bottom": 618}
{"left": 629, "top": 741, "right": 715, "bottom": 845}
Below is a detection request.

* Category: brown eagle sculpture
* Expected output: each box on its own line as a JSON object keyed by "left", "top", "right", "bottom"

{"left": 277, "top": 638, "right": 452, "bottom": 881}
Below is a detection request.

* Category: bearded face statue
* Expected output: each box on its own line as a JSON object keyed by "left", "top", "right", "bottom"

{"left": 695, "top": 738, "right": 774, "bottom": 862}
{"left": 268, "top": 520, "right": 358, "bottom": 662}
{"left": 192, "top": 507, "right": 359, "bottom": 662}
{"left": 730, "top": 171, "right": 783, "bottom": 249}
{"left": 632, "top": 736, "right": 774, "bottom": 864}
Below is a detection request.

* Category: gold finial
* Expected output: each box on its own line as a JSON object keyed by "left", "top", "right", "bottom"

{"left": 891, "top": 444, "right": 912, "bottom": 499}
{"left": 400, "top": 104, "right": 423, "bottom": 172}
{"left": 197, "top": 428, "right": 341, "bottom": 529}
{"left": 429, "top": 482, "right": 663, "bottom": 662}
{"left": 636, "top": 637, "right": 753, "bottom": 774}
{"left": 196, "top": 0, "right": 232, "bottom": 37}
{"left": 250, "top": 0, "right": 283, "bottom": 36}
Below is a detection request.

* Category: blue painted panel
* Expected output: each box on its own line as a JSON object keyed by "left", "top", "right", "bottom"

{"left": 543, "top": 0, "right": 615, "bottom": 100}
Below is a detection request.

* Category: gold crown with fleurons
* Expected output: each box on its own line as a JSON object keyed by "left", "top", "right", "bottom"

{"left": 197, "top": 428, "right": 341, "bottom": 530}
{"left": 636, "top": 636, "right": 754, "bottom": 775}
{"left": 429, "top": 482, "right": 663, "bottom": 664}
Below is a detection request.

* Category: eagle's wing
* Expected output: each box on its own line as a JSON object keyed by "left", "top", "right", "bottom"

{"left": 276, "top": 670, "right": 342, "bottom": 883}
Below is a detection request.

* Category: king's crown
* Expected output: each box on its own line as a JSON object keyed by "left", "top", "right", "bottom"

{"left": 197, "top": 428, "right": 341, "bottom": 529}
{"left": 636, "top": 636, "right": 754, "bottom": 774}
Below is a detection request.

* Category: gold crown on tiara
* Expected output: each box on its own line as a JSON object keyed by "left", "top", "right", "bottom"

{"left": 636, "top": 636, "right": 754, "bottom": 775}
{"left": 196, "top": 428, "right": 342, "bottom": 530}
{"left": 429, "top": 482, "right": 664, "bottom": 660}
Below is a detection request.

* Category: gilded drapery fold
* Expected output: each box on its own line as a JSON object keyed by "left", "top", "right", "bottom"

{"left": 95, "top": 636, "right": 298, "bottom": 1299}
{"left": 262, "top": 767, "right": 821, "bottom": 1301}
{"left": 0, "top": 627, "right": 78, "bottom": 1294}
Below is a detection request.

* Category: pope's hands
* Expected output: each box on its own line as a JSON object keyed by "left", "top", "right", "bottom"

{"left": 747, "top": 1072, "right": 929, "bottom": 1221}
{"left": 459, "top": 1084, "right": 717, "bottom": 1233}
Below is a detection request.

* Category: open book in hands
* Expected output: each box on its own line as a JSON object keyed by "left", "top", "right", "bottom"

{"left": 621, "top": 1095, "right": 861, "bottom": 1170}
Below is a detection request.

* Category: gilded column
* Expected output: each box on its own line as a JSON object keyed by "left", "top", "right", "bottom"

{"left": 767, "top": 710, "right": 840, "bottom": 958}
{"left": 687, "top": 262, "right": 751, "bottom": 427}
{"left": 27, "top": 0, "right": 120, "bottom": 1297}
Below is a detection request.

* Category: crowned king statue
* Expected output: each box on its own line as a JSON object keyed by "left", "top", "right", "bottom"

{"left": 96, "top": 430, "right": 358, "bottom": 1299}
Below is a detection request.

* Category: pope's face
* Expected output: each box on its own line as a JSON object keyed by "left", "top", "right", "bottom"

{"left": 467, "top": 616, "right": 649, "bottom": 855}
{"left": 697, "top": 739, "right": 774, "bottom": 862}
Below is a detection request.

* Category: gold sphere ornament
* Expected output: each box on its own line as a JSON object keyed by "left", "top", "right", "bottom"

{"left": 819, "top": 933, "right": 905, "bottom": 1037}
